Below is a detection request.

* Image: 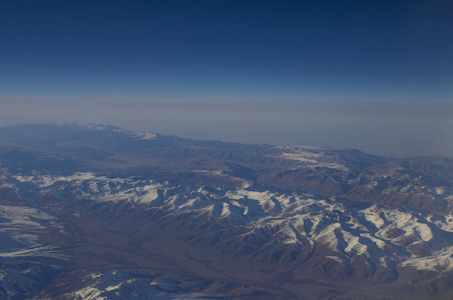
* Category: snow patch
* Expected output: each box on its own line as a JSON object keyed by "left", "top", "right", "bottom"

{"left": 280, "top": 152, "right": 348, "bottom": 171}
{"left": 134, "top": 132, "right": 156, "bottom": 140}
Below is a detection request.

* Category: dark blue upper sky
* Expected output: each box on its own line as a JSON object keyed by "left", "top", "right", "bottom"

{"left": 2, "top": 0, "right": 452, "bottom": 100}
{"left": 1, "top": 0, "right": 452, "bottom": 156}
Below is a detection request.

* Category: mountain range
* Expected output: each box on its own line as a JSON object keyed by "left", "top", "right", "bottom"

{"left": 0, "top": 123, "right": 452, "bottom": 299}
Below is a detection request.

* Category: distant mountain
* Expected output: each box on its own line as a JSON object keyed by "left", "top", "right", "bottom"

{"left": 0, "top": 123, "right": 452, "bottom": 299}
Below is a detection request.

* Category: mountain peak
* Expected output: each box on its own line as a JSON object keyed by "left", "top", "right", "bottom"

{"left": 62, "top": 122, "right": 126, "bottom": 132}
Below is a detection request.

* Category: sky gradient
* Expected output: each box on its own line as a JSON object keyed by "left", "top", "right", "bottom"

{"left": 1, "top": 0, "right": 452, "bottom": 157}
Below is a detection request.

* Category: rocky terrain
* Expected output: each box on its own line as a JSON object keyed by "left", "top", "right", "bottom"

{"left": 0, "top": 123, "right": 452, "bottom": 299}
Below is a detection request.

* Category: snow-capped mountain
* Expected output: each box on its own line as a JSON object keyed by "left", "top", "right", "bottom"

{"left": 0, "top": 123, "right": 452, "bottom": 299}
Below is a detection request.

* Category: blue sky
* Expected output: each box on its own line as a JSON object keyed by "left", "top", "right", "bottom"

{"left": 1, "top": 0, "right": 452, "bottom": 157}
